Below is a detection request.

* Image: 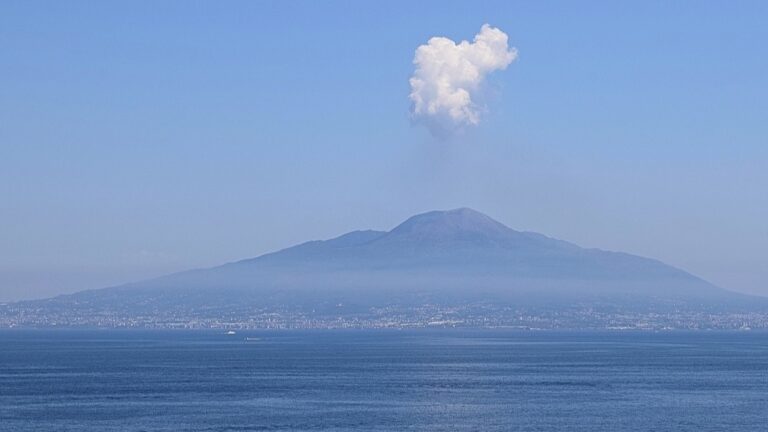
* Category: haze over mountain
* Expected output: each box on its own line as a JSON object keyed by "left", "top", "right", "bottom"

{"left": 8, "top": 208, "right": 764, "bottom": 325}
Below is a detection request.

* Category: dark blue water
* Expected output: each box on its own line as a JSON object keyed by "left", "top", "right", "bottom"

{"left": 1, "top": 330, "right": 767, "bottom": 431}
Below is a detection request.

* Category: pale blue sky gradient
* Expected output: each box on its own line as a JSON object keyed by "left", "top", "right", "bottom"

{"left": 1, "top": 1, "right": 767, "bottom": 301}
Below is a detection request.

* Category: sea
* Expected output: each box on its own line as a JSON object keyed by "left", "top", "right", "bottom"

{"left": 1, "top": 329, "right": 767, "bottom": 431}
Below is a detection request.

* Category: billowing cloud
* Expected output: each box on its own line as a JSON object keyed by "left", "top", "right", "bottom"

{"left": 409, "top": 24, "right": 517, "bottom": 137}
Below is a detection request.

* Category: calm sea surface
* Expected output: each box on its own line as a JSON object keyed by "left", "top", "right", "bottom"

{"left": 1, "top": 329, "right": 767, "bottom": 431}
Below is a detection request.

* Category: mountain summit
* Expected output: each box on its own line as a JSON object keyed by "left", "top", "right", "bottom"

{"left": 389, "top": 208, "right": 514, "bottom": 239}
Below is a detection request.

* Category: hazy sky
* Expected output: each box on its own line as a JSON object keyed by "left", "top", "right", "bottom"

{"left": 1, "top": 1, "right": 767, "bottom": 301}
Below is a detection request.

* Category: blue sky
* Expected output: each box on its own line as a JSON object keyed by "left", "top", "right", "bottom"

{"left": 1, "top": 1, "right": 767, "bottom": 301}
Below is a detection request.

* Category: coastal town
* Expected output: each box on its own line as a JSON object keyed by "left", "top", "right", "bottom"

{"left": 2, "top": 302, "right": 765, "bottom": 331}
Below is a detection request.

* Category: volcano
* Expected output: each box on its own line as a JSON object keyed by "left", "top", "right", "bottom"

{"left": 19, "top": 208, "right": 762, "bottom": 321}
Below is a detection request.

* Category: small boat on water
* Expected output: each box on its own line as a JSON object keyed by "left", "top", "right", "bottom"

{"left": 225, "top": 330, "right": 237, "bottom": 335}
{"left": 244, "top": 337, "right": 261, "bottom": 342}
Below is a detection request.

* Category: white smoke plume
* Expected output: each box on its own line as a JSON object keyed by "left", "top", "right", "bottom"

{"left": 409, "top": 24, "right": 518, "bottom": 137}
